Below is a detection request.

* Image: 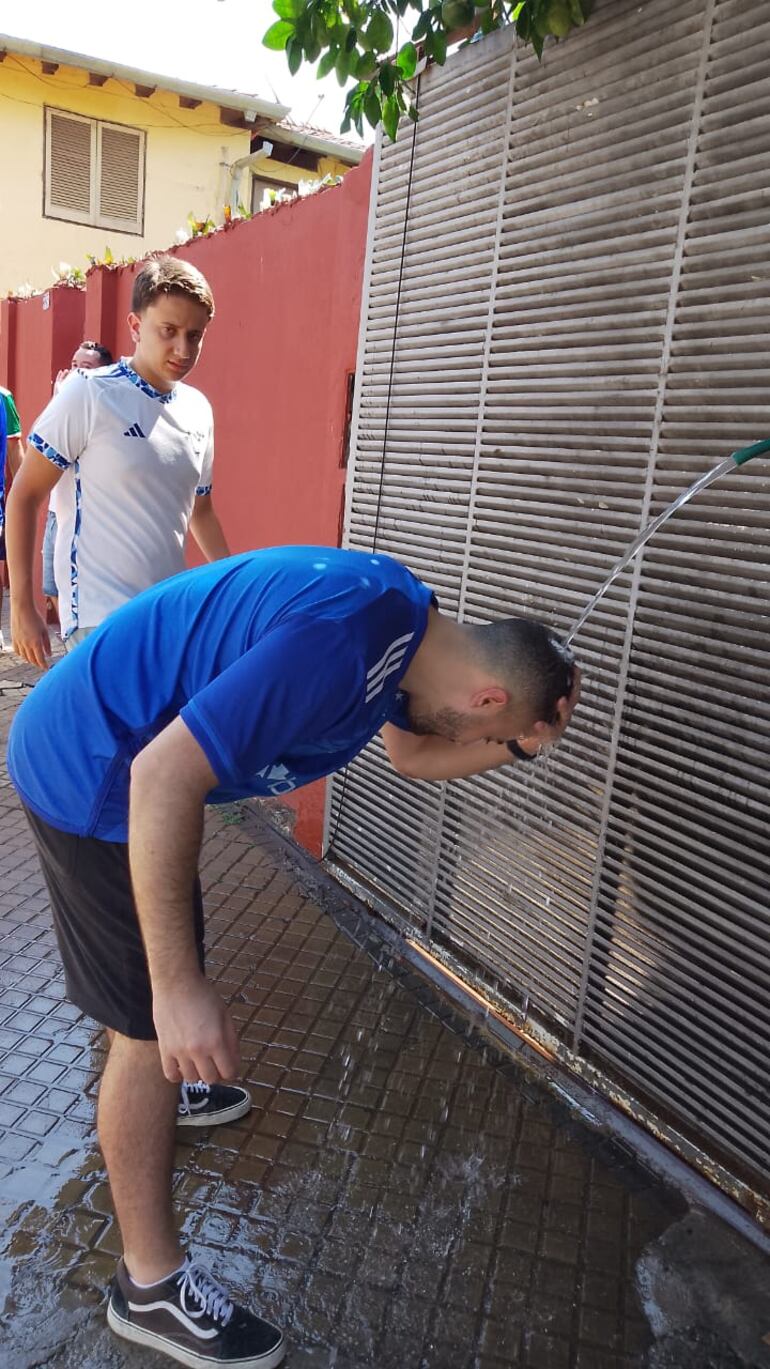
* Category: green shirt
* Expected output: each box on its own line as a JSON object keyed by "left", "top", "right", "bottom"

{"left": 1, "top": 387, "right": 21, "bottom": 438}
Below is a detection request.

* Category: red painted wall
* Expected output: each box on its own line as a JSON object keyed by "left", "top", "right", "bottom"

{"left": 1, "top": 155, "right": 372, "bottom": 855}
{"left": 1, "top": 286, "right": 85, "bottom": 455}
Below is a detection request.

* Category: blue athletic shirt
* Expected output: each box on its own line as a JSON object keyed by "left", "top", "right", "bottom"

{"left": 7, "top": 547, "right": 435, "bottom": 841}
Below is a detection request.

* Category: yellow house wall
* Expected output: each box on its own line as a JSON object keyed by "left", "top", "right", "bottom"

{"left": 0, "top": 52, "right": 252, "bottom": 295}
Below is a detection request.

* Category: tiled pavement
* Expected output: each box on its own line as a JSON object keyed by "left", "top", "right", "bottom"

{"left": 0, "top": 632, "right": 768, "bottom": 1369}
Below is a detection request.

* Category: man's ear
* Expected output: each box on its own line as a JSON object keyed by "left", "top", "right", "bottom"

{"left": 127, "top": 310, "right": 142, "bottom": 345}
{"left": 471, "top": 685, "right": 509, "bottom": 710}
{"left": 517, "top": 718, "right": 548, "bottom": 742}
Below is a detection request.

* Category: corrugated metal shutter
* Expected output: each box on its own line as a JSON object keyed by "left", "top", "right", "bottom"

{"left": 330, "top": 0, "right": 770, "bottom": 1208}
{"left": 329, "top": 28, "right": 517, "bottom": 931}
{"left": 580, "top": 0, "right": 770, "bottom": 1186}
{"left": 97, "top": 122, "right": 144, "bottom": 233}
{"left": 431, "top": 0, "right": 716, "bottom": 1033}
{"left": 46, "top": 109, "right": 94, "bottom": 223}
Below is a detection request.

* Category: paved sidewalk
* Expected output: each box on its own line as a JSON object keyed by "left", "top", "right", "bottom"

{"left": 1, "top": 634, "right": 769, "bottom": 1368}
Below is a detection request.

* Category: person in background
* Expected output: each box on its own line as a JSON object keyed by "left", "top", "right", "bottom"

{"left": 0, "top": 383, "right": 23, "bottom": 650}
{"left": 43, "top": 342, "right": 114, "bottom": 623}
{"left": 6, "top": 256, "right": 243, "bottom": 1134}
{"left": 7, "top": 255, "right": 229, "bottom": 666}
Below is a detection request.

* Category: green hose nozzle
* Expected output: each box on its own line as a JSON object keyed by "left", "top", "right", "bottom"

{"left": 732, "top": 438, "right": 770, "bottom": 465}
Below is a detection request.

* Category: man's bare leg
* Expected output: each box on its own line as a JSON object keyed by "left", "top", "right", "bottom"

{"left": 98, "top": 1032, "right": 182, "bottom": 1282}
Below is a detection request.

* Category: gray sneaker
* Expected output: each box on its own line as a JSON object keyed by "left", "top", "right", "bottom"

{"left": 107, "top": 1255, "right": 286, "bottom": 1368}
{"left": 177, "top": 1081, "right": 251, "bottom": 1128}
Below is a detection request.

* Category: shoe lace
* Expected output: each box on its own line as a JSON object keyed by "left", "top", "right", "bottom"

{"left": 177, "top": 1261, "right": 234, "bottom": 1328}
{"left": 178, "top": 1080, "right": 211, "bottom": 1116}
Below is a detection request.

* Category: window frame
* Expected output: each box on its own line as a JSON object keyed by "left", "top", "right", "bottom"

{"left": 43, "top": 106, "right": 146, "bottom": 236}
{"left": 250, "top": 172, "right": 301, "bottom": 215}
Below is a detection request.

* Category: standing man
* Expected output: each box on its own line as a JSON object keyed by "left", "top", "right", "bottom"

{"left": 7, "top": 544, "right": 579, "bottom": 1368}
{"left": 0, "top": 382, "right": 23, "bottom": 650}
{"left": 6, "top": 257, "right": 246, "bottom": 1131}
{"left": 43, "top": 341, "right": 114, "bottom": 623}
{"left": 6, "top": 256, "right": 229, "bottom": 664}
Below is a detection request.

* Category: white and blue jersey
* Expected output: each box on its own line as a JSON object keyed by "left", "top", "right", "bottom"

{"left": 7, "top": 547, "right": 434, "bottom": 842}
{"left": 27, "top": 358, "right": 214, "bottom": 640}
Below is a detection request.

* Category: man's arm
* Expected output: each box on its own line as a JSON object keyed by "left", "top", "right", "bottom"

{"left": 382, "top": 670, "right": 581, "bottom": 781}
{"left": 129, "top": 716, "right": 240, "bottom": 1084}
{"left": 5, "top": 434, "right": 23, "bottom": 480}
{"left": 382, "top": 727, "right": 516, "bottom": 781}
{"left": 189, "top": 492, "right": 229, "bottom": 562}
{"left": 6, "top": 446, "right": 63, "bottom": 668}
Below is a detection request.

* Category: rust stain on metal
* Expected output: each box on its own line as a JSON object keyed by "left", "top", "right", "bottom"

{"left": 328, "top": 862, "right": 770, "bottom": 1238}
{"left": 406, "top": 937, "right": 557, "bottom": 1063}
{"left": 403, "top": 935, "right": 770, "bottom": 1235}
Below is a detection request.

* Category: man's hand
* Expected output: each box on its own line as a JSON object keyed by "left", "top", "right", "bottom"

{"left": 11, "top": 603, "right": 52, "bottom": 670}
{"left": 517, "top": 665, "right": 582, "bottom": 755}
{"left": 153, "top": 975, "right": 240, "bottom": 1085}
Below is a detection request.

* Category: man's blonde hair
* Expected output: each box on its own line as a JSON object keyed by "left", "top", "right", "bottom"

{"left": 131, "top": 256, "right": 215, "bottom": 319}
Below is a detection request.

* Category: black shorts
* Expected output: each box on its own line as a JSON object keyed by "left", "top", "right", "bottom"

{"left": 23, "top": 807, "right": 205, "bottom": 1040}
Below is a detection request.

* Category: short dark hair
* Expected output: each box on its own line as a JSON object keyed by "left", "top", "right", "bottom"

{"left": 131, "top": 256, "right": 215, "bottom": 318}
{"left": 80, "top": 341, "right": 113, "bottom": 365}
{"left": 468, "top": 618, "right": 574, "bottom": 724}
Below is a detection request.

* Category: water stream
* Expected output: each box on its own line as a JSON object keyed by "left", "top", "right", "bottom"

{"left": 565, "top": 440, "right": 770, "bottom": 646}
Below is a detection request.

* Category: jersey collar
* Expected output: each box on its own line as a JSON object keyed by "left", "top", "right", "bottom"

{"left": 118, "top": 358, "right": 176, "bottom": 405}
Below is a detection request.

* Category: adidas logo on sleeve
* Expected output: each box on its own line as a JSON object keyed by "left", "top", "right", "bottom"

{"left": 123, "top": 423, "right": 146, "bottom": 439}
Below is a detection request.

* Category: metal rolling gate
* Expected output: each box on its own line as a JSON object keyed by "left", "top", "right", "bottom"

{"left": 326, "top": 0, "right": 770, "bottom": 1219}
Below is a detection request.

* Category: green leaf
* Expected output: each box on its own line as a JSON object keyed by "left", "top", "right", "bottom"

{"left": 272, "top": 0, "right": 303, "bottom": 17}
{"left": 367, "top": 10, "right": 394, "bottom": 52}
{"left": 515, "top": 5, "right": 530, "bottom": 38}
{"left": 531, "top": 27, "right": 544, "bottom": 57}
{"left": 431, "top": 27, "right": 448, "bottom": 61}
{"left": 317, "top": 46, "right": 339, "bottom": 77}
{"left": 356, "top": 50, "right": 378, "bottom": 77}
{"left": 533, "top": 1, "right": 551, "bottom": 37}
{"left": 567, "top": 0, "right": 585, "bottom": 22}
{"left": 364, "top": 83, "right": 382, "bottom": 127}
{"left": 382, "top": 92, "right": 400, "bottom": 141}
{"left": 395, "top": 39, "right": 417, "bottom": 76}
{"left": 287, "top": 34, "right": 304, "bottom": 72}
{"left": 412, "top": 10, "right": 431, "bottom": 37}
{"left": 335, "top": 45, "right": 352, "bottom": 82}
{"left": 379, "top": 59, "right": 395, "bottom": 94}
{"left": 263, "top": 18, "right": 295, "bottom": 49}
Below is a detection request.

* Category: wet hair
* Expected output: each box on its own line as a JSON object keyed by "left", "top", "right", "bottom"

{"left": 131, "top": 256, "right": 215, "bottom": 319}
{"left": 79, "top": 341, "right": 113, "bottom": 365}
{"left": 467, "top": 618, "right": 575, "bottom": 724}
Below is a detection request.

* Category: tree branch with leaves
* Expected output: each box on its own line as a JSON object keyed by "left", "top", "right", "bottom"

{"left": 264, "top": 0, "right": 592, "bottom": 139}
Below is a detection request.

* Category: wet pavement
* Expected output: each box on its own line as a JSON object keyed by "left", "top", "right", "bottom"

{"left": 1, "top": 629, "right": 770, "bottom": 1369}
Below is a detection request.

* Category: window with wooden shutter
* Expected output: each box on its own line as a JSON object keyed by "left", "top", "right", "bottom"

{"left": 97, "top": 122, "right": 144, "bottom": 231}
{"left": 45, "top": 108, "right": 145, "bottom": 234}
{"left": 46, "top": 110, "right": 94, "bottom": 223}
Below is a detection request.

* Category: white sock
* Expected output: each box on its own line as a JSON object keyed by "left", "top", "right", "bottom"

{"left": 128, "top": 1257, "right": 188, "bottom": 1288}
